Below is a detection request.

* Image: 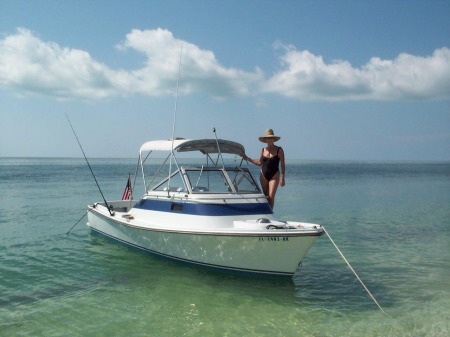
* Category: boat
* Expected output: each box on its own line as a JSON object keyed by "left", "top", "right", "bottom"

{"left": 87, "top": 138, "right": 324, "bottom": 276}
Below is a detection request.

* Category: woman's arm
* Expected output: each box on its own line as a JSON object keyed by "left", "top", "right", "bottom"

{"left": 279, "top": 147, "right": 285, "bottom": 187}
{"left": 243, "top": 149, "right": 263, "bottom": 166}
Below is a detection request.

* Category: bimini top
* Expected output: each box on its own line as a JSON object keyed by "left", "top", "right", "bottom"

{"left": 139, "top": 138, "right": 245, "bottom": 157}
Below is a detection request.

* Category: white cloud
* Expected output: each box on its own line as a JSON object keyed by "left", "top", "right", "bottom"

{"left": 0, "top": 28, "right": 448, "bottom": 101}
{"left": 0, "top": 28, "right": 261, "bottom": 100}
{"left": 117, "top": 28, "right": 263, "bottom": 97}
{"left": 0, "top": 28, "right": 131, "bottom": 99}
{"left": 262, "top": 42, "right": 450, "bottom": 101}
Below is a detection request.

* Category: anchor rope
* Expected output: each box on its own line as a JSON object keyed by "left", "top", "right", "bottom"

{"left": 323, "top": 226, "right": 389, "bottom": 316}
{"left": 66, "top": 208, "right": 92, "bottom": 235}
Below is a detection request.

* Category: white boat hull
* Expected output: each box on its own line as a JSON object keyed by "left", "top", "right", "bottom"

{"left": 87, "top": 203, "right": 323, "bottom": 276}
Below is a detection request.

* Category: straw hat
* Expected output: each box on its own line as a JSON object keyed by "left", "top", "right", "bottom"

{"left": 259, "top": 129, "right": 281, "bottom": 143}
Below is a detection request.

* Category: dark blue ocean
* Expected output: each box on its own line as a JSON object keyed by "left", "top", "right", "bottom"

{"left": 1, "top": 158, "right": 449, "bottom": 336}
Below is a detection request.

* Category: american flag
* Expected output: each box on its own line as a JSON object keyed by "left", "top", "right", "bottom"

{"left": 122, "top": 176, "right": 132, "bottom": 200}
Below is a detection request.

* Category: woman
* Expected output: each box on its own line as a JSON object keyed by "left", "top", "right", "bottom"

{"left": 244, "top": 129, "right": 285, "bottom": 209}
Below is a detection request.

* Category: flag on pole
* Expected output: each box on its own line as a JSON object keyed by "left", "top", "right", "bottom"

{"left": 122, "top": 175, "right": 132, "bottom": 200}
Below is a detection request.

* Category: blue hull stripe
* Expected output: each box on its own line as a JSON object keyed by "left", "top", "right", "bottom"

{"left": 134, "top": 199, "right": 273, "bottom": 216}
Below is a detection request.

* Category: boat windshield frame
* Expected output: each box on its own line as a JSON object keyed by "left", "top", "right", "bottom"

{"left": 182, "top": 166, "right": 260, "bottom": 194}
{"left": 138, "top": 138, "right": 260, "bottom": 195}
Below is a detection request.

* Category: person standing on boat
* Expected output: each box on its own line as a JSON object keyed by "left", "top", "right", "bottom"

{"left": 243, "top": 129, "right": 285, "bottom": 209}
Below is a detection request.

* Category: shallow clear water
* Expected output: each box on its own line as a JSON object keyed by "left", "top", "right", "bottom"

{"left": 1, "top": 158, "right": 449, "bottom": 336}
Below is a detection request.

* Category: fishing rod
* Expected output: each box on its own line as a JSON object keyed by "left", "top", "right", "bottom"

{"left": 65, "top": 113, "right": 114, "bottom": 216}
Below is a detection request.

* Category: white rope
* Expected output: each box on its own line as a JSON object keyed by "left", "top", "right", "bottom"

{"left": 323, "top": 226, "right": 389, "bottom": 316}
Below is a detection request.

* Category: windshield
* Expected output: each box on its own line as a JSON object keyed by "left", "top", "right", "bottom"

{"left": 184, "top": 167, "right": 260, "bottom": 194}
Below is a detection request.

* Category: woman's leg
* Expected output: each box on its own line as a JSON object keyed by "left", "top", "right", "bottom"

{"left": 267, "top": 173, "right": 280, "bottom": 209}
{"left": 260, "top": 173, "right": 270, "bottom": 204}
{"left": 260, "top": 172, "right": 279, "bottom": 209}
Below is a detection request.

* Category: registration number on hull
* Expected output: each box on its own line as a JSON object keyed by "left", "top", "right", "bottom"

{"left": 258, "top": 237, "right": 289, "bottom": 242}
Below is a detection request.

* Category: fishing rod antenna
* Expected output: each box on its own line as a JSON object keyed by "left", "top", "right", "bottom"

{"left": 168, "top": 43, "right": 183, "bottom": 192}
{"left": 213, "top": 127, "right": 225, "bottom": 168}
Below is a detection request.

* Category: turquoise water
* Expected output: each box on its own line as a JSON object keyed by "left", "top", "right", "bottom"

{"left": 1, "top": 158, "right": 449, "bottom": 336}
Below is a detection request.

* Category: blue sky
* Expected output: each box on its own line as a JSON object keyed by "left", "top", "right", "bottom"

{"left": 0, "top": 0, "right": 449, "bottom": 160}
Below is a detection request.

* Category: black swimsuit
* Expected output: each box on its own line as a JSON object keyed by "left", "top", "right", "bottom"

{"left": 261, "top": 147, "right": 281, "bottom": 181}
